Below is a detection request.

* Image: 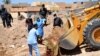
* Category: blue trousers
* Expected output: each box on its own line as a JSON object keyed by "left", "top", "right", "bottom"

{"left": 28, "top": 43, "right": 40, "bottom": 56}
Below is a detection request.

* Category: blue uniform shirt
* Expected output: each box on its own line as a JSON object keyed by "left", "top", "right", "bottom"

{"left": 27, "top": 28, "right": 37, "bottom": 44}
{"left": 34, "top": 18, "right": 46, "bottom": 37}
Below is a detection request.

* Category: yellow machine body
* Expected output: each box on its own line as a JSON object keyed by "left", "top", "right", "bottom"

{"left": 59, "top": 4, "right": 100, "bottom": 50}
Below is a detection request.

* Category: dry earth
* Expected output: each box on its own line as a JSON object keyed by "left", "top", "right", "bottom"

{"left": 0, "top": 14, "right": 100, "bottom": 56}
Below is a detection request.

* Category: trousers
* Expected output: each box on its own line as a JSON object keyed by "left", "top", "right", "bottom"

{"left": 28, "top": 43, "right": 40, "bottom": 56}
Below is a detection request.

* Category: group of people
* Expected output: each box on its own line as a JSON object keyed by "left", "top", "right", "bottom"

{"left": 0, "top": 4, "right": 63, "bottom": 56}
{"left": 0, "top": 5, "right": 13, "bottom": 28}
{"left": 26, "top": 4, "right": 63, "bottom": 56}
{"left": 26, "top": 16, "right": 46, "bottom": 56}
{"left": 26, "top": 4, "right": 48, "bottom": 56}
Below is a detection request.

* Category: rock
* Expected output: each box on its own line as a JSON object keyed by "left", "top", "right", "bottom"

{"left": 9, "top": 45, "right": 15, "bottom": 48}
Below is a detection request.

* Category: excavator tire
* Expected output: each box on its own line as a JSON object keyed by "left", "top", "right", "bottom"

{"left": 84, "top": 19, "right": 100, "bottom": 49}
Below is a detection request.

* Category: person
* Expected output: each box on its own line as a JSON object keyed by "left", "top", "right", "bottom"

{"left": 34, "top": 15, "right": 46, "bottom": 44}
{"left": 0, "top": 5, "right": 8, "bottom": 28}
{"left": 25, "top": 18, "right": 34, "bottom": 32}
{"left": 6, "top": 12, "right": 13, "bottom": 28}
{"left": 18, "top": 12, "right": 25, "bottom": 20}
{"left": 18, "top": 12, "right": 21, "bottom": 17}
{"left": 26, "top": 19, "right": 40, "bottom": 56}
{"left": 39, "top": 4, "right": 47, "bottom": 24}
{"left": 53, "top": 14, "right": 63, "bottom": 29}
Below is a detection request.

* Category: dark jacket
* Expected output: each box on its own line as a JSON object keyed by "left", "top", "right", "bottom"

{"left": 0, "top": 8, "right": 7, "bottom": 19}
{"left": 39, "top": 7, "right": 47, "bottom": 17}
{"left": 7, "top": 13, "right": 13, "bottom": 23}
{"left": 53, "top": 17, "right": 63, "bottom": 27}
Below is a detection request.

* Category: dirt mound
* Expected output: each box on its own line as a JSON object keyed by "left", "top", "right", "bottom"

{"left": 0, "top": 19, "right": 27, "bottom": 56}
{"left": 0, "top": 14, "right": 68, "bottom": 56}
{"left": 43, "top": 27, "right": 65, "bottom": 56}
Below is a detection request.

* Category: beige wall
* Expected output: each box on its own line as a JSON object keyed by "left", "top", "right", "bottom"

{"left": 11, "top": 12, "right": 28, "bottom": 19}
{"left": 10, "top": 7, "right": 27, "bottom": 12}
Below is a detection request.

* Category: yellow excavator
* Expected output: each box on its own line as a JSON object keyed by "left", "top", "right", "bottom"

{"left": 45, "top": 2, "right": 100, "bottom": 56}
{"left": 58, "top": 2, "right": 100, "bottom": 55}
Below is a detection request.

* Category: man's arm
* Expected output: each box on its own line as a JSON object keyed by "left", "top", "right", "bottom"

{"left": 9, "top": 13, "right": 13, "bottom": 22}
{"left": 45, "top": 8, "right": 48, "bottom": 14}
{"left": 0, "top": 9, "right": 2, "bottom": 17}
{"left": 53, "top": 18, "right": 56, "bottom": 29}
{"left": 59, "top": 18, "right": 63, "bottom": 27}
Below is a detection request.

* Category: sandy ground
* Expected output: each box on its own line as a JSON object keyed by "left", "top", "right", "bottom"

{"left": 0, "top": 14, "right": 100, "bottom": 56}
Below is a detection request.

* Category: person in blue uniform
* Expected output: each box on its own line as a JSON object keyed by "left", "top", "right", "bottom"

{"left": 34, "top": 16, "right": 46, "bottom": 44}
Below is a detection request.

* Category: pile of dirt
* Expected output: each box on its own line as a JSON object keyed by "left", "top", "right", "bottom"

{"left": 43, "top": 27, "right": 65, "bottom": 56}
{"left": 0, "top": 13, "right": 69, "bottom": 56}
{"left": 0, "top": 19, "right": 27, "bottom": 56}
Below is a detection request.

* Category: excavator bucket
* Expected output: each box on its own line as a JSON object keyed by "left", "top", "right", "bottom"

{"left": 59, "top": 27, "right": 80, "bottom": 50}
